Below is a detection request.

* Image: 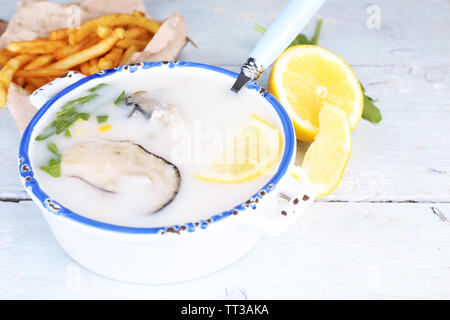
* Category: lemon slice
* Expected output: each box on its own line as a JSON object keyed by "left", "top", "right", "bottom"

{"left": 197, "top": 114, "right": 282, "bottom": 183}
{"left": 268, "top": 45, "right": 363, "bottom": 141}
{"left": 297, "top": 104, "right": 351, "bottom": 197}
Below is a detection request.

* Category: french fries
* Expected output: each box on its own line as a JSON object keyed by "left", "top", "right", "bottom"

{"left": 119, "top": 45, "right": 138, "bottom": 65}
{"left": 48, "top": 28, "right": 74, "bottom": 41}
{"left": 80, "top": 62, "right": 91, "bottom": 75}
{"left": 0, "top": 55, "right": 32, "bottom": 107}
{"left": 7, "top": 40, "right": 66, "bottom": 54}
{"left": 98, "top": 48, "right": 123, "bottom": 70}
{"left": 96, "top": 26, "right": 113, "bottom": 39}
{"left": 69, "top": 13, "right": 160, "bottom": 45}
{"left": 27, "top": 77, "right": 48, "bottom": 88}
{"left": 0, "top": 49, "right": 15, "bottom": 66}
{"left": 15, "top": 68, "right": 68, "bottom": 78}
{"left": 54, "top": 38, "right": 89, "bottom": 60}
{"left": 23, "top": 54, "right": 55, "bottom": 70}
{"left": 47, "top": 28, "right": 125, "bottom": 70}
{"left": 0, "top": 12, "right": 159, "bottom": 108}
{"left": 24, "top": 83, "right": 37, "bottom": 94}
{"left": 115, "top": 39, "right": 148, "bottom": 50}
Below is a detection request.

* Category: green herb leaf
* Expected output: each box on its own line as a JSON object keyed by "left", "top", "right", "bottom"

{"left": 360, "top": 83, "right": 382, "bottom": 123}
{"left": 88, "top": 83, "right": 108, "bottom": 92}
{"left": 40, "top": 158, "right": 61, "bottom": 178}
{"left": 64, "top": 129, "right": 72, "bottom": 137}
{"left": 362, "top": 95, "right": 382, "bottom": 123}
{"left": 114, "top": 90, "right": 126, "bottom": 105}
{"left": 96, "top": 115, "right": 109, "bottom": 123}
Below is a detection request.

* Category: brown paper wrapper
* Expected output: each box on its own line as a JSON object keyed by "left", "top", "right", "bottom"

{"left": 0, "top": 0, "right": 188, "bottom": 133}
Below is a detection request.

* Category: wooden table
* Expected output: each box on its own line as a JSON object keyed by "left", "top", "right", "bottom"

{"left": 1, "top": 0, "right": 449, "bottom": 299}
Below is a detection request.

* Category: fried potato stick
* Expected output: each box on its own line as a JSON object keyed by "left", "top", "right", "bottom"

{"left": 80, "top": 62, "right": 91, "bottom": 75}
{"left": 119, "top": 44, "right": 138, "bottom": 65}
{"left": 0, "top": 54, "right": 32, "bottom": 107}
{"left": 24, "top": 83, "right": 37, "bottom": 94}
{"left": 15, "top": 68, "right": 68, "bottom": 78}
{"left": 115, "top": 39, "right": 147, "bottom": 50}
{"left": 7, "top": 40, "right": 66, "bottom": 54}
{"left": 27, "top": 77, "right": 48, "bottom": 88}
{"left": 14, "top": 76, "right": 26, "bottom": 87}
{"left": 23, "top": 54, "right": 55, "bottom": 70}
{"left": 37, "top": 28, "right": 125, "bottom": 72}
{"left": 69, "top": 14, "right": 160, "bottom": 45}
{"left": 98, "top": 48, "right": 123, "bottom": 70}
{"left": 49, "top": 28, "right": 74, "bottom": 41}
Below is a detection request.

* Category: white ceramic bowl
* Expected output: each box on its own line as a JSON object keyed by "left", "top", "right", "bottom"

{"left": 19, "top": 61, "right": 314, "bottom": 284}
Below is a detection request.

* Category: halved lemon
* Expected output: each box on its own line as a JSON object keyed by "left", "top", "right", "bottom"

{"left": 295, "top": 104, "right": 351, "bottom": 197}
{"left": 197, "top": 114, "right": 282, "bottom": 183}
{"left": 268, "top": 45, "right": 363, "bottom": 141}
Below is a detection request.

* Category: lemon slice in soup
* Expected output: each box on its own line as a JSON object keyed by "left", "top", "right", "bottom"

{"left": 197, "top": 115, "right": 282, "bottom": 183}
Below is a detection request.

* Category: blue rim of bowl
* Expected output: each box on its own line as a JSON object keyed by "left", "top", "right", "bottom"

{"left": 18, "top": 61, "right": 296, "bottom": 235}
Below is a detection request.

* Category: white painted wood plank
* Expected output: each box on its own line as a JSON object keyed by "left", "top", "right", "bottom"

{"left": 150, "top": 0, "right": 450, "bottom": 67}
{"left": 1, "top": 64, "right": 448, "bottom": 202}
{"left": 1, "top": 0, "right": 449, "bottom": 67}
{"left": 1, "top": 201, "right": 450, "bottom": 299}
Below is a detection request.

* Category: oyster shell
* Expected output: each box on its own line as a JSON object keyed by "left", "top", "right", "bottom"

{"left": 61, "top": 137, "right": 181, "bottom": 213}
{"left": 126, "top": 91, "right": 167, "bottom": 119}
{"left": 126, "top": 91, "right": 184, "bottom": 127}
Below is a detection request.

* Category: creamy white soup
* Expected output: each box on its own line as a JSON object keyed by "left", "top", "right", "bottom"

{"left": 30, "top": 68, "right": 283, "bottom": 227}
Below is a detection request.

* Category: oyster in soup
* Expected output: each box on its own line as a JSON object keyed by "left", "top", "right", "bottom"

{"left": 62, "top": 137, "right": 181, "bottom": 213}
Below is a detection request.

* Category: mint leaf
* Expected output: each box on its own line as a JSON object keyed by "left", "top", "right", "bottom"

{"left": 64, "top": 129, "right": 71, "bottom": 137}
{"left": 360, "top": 83, "right": 382, "bottom": 123}
{"left": 288, "top": 33, "right": 310, "bottom": 47}
{"left": 362, "top": 95, "right": 382, "bottom": 123}
{"left": 96, "top": 115, "right": 108, "bottom": 123}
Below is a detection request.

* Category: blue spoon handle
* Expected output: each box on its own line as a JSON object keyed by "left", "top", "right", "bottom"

{"left": 231, "top": 0, "right": 326, "bottom": 93}
{"left": 251, "top": 0, "right": 326, "bottom": 68}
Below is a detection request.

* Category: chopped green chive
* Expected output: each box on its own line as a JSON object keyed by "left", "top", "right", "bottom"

{"left": 88, "top": 83, "right": 108, "bottom": 92}
{"left": 40, "top": 158, "right": 61, "bottom": 178}
{"left": 36, "top": 93, "right": 99, "bottom": 141}
{"left": 41, "top": 142, "right": 62, "bottom": 177}
{"left": 47, "top": 142, "right": 58, "bottom": 155}
{"left": 96, "top": 115, "right": 109, "bottom": 123}
{"left": 78, "top": 113, "right": 90, "bottom": 121}
{"left": 114, "top": 90, "right": 126, "bottom": 105}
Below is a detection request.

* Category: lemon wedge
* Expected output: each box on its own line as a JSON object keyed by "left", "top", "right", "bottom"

{"left": 268, "top": 45, "right": 363, "bottom": 141}
{"left": 197, "top": 114, "right": 282, "bottom": 183}
{"left": 298, "top": 104, "right": 351, "bottom": 197}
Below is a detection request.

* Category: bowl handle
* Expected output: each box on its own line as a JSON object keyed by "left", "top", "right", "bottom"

{"left": 29, "top": 71, "right": 87, "bottom": 110}
{"left": 241, "top": 166, "right": 315, "bottom": 236}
